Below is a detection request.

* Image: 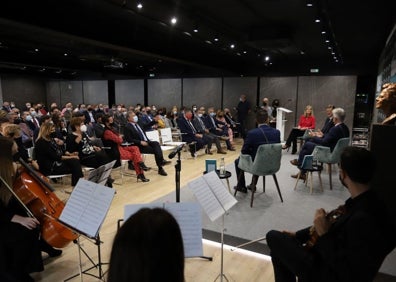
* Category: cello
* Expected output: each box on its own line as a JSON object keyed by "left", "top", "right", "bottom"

{"left": 12, "top": 158, "right": 78, "bottom": 248}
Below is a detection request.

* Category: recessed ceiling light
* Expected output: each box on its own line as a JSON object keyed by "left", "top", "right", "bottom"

{"left": 315, "top": 19, "right": 321, "bottom": 23}
{"left": 64, "top": 53, "right": 68, "bottom": 56}
{"left": 214, "top": 37, "right": 219, "bottom": 42}
{"left": 306, "top": 3, "right": 313, "bottom": 7}
{"left": 328, "top": 46, "right": 332, "bottom": 50}
{"left": 321, "top": 31, "right": 326, "bottom": 34}
{"left": 183, "top": 31, "right": 192, "bottom": 37}
{"left": 265, "top": 56, "right": 270, "bottom": 61}
{"left": 149, "top": 73, "right": 155, "bottom": 77}
{"left": 34, "top": 48, "right": 39, "bottom": 52}
{"left": 300, "top": 50, "right": 305, "bottom": 55}
{"left": 137, "top": 2, "right": 143, "bottom": 9}
{"left": 170, "top": 17, "right": 177, "bottom": 25}
{"left": 205, "top": 40, "right": 212, "bottom": 44}
{"left": 230, "top": 44, "right": 235, "bottom": 49}
{"left": 325, "top": 40, "right": 330, "bottom": 43}
{"left": 243, "top": 51, "right": 247, "bottom": 54}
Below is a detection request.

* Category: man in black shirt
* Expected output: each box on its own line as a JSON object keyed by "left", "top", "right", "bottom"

{"left": 235, "top": 94, "right": 251, "bottom": 139}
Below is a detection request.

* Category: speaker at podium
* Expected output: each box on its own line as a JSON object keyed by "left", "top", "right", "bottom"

{"left": 276, "top": 107, "right": 292, "bottom": 142}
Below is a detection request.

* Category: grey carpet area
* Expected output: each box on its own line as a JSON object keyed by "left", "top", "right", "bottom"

{"left": 154, "top": 151, "right": 396, "bottom": 279}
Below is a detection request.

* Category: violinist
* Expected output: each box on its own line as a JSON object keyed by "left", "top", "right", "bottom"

{"left": 266, "top": 146, "right": 396, "bottom": 282}
{"left": 0, "top": 137, "right": 60, "bottom": 282}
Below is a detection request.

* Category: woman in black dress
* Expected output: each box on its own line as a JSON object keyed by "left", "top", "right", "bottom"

{"left": 35, "top": 123, "right": 83, "bottom": 186}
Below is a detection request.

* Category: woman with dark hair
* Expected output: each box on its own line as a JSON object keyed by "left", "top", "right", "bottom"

{"left": 107, "top": 208, "right": 185, "bottom": 282}
{"left": 35, "top": 123, "right": 84, "bottom": 186}
{"left": 101, "top": 114, "right": 149, "bottom": 182}
{"left": 0, "top": 137, "right": 43, "bottom": 281}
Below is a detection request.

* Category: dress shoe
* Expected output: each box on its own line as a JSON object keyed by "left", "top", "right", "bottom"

{"left": 217, "top": 149, "right": 227, "bottom": 154}
{"left": 290, "top": 159, "right": 299, "bottom": 166}
{"left": 158, "top": 167, "right": 168, "bottom": 176}
{"left": 233, "top": 185, "right": 247, "bottom": 193}
{"left": 137, "top": 174, "right": 150, "bottom": 182}
{"left": 162, "top": 160, "right": 172, "bottom": 166}
{"left": 205, "top": 148, "right": 213, "bottom": 155}
{"left": 139, "top": 162, "right": 151, "bottom": 171}
{"left": 227, "top": 147, "right": 236, "bottom": 151}
{"left": 291, "top": 173, "right": 306, "bottom": 181}
{"left": 41, "top": 240, "right": 63, "bottom": 257}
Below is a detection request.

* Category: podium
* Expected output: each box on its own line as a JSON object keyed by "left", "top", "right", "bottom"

{"left": 276, "top": 107, "right": 292, "bottom": 142}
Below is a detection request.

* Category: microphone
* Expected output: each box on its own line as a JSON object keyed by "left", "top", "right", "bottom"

{"left": 168, "top": 144, "right": 184, "bottom": 159}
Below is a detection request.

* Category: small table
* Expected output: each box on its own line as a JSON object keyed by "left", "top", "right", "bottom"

{"left": 204, "top": 170, "right": 232, "bottom": 193}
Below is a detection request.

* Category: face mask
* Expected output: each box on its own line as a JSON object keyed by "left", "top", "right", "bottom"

{"left": 30, "top": 111, "right": 37, "bottom": 117}
{"left": 173, "top": 111, "right": 177, "bottom": 115}
{"left": 66, "top": 107, "right": 72, "bottom": 111}
{"left": 25, "top": 115, "right": 32, "bottom": 121}
{"left": 133, "top": 116, "right": 139, "bottom": 123}
{"left": 193, "top": 107, "right": 197, "bottom": 111}
{"left": 240, "top": 98, "right": 243, "bottom": 101}
{"left": 50, "top": 132, "right": 57, "bottom": 138}
{"left": 80, "top": 124, "right": 87, "bottom": 132}
{"left": 198, "top": 113, "right": 203, "bottom": 117}
{"left": 152, "top": 107, "right": 157, "bottom": 111}
{"left": 123, "top": 112, "right": 127, "bottom": 117}
{"left": 10, "top": 104, "right": 15, "bottom": 108}
{"left": 209, "top": 112, "right": 216, "bottom": 117}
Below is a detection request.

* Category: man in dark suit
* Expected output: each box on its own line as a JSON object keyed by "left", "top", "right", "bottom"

{"left": 192, "top": 107, "right": 227, "bottom": 155}
{"left": 290, "top": 107, "right": 350, "bottom": 180}
{"left": 234, "top": 109, "right": 281, "bottom": 193}
{"left": 124, "top": 111, "right": 170, "bottom": 176}
{"left": 267, "top": 146, "right": 396, "bottom": 282}
{"left": 176, "top": 109, "right": 208, "bottom": 157}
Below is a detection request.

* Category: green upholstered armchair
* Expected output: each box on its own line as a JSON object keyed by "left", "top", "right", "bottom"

{"left": 235, "top": 143, "right": 283, "bottom": 207}
{"left": 312, "top": 137, "right": 350, "bottom": 190}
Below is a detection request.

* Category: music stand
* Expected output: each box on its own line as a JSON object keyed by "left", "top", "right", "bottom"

{"left": 59, "top": 179, "right": 116, "bottom": 282}
{"left": 87, "top": 160, "right": 116, "bottom": 186}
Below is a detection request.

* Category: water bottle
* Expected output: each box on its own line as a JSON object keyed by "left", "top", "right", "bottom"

{"left": 219, "top": 157, "right": 226, "bottom": 177}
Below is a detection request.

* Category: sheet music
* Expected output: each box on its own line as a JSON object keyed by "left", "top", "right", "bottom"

{"left": 59, "top": 179, "right": 115, "bottom": 238}
{"left": 123, "top": 202, "right": 203, "bottom": 258}
{"left": 203, "top": 171, "right": 237, "bottom": 212}
{"left": 188, "top": 171, "right": 237, "bottom": 221}
{"left": 165, "top": 202, "right": 203, "bottom": 257}
{"left": 188, "top": 176, "right": 224, "bottom": 221}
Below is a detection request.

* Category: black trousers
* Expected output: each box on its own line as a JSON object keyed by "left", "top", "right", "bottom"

{"left": 285, "top": 128, "right": 305, "bottom": 152}
{"left": 266, "top": 230, "right": 314, "bottom": 282}
{"left": 138, "top": 141, "right": 164, "bottom": 168}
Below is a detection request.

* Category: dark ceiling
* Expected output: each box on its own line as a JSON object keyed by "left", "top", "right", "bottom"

{"left": 0, "top": 0, "right": 395, "bottom": 79}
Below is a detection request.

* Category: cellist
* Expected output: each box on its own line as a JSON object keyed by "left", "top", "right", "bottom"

{"left": 0, "top": 136, "right": 61, "bottom": 282}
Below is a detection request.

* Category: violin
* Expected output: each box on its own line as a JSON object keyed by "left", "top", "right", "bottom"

{"left": 12, "top": 158, "right": 78, "bottom": 248}
{"left": 305, "top": 205, "right": 346, "bottom": 249}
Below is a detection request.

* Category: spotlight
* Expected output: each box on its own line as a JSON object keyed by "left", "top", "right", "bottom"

{"left": 214, "top": 37, "right": 219, "bottom": 42}
{"left": 315, "top": 19, "right": 321, "bottom": 23}
{"left": 265, "top": 56, "right": 270, "bottom": 61}
{"left": 170, "top": 17, "right": 177, "bottom": 25}
{"left": 230, "top": 44, "right": 235, "bottom": 49}
{"left": 137, "top": 2, "right": 143, "bottom": 9}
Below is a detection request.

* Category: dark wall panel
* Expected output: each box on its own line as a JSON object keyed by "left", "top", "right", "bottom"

{"left": 297, "top": 76, "right": 356, "bottom": 133}
{"left": 148, "top": 78, "right": 181, "bottom": 111}
{"left": 183, "top": 78, "right": 222, "bottom": 109}
{"left": 0, "top": 76, "right": 46, "bottom": 109}
{"left": 260, "top": 76, "right": 298, "bottom": 135}
{"left": 223, "top": 77, "right": 257, "bottom": 130}
{"left": 83, "top": 80, "right": 108, "bottom": 105}
{"left": 115, "top": 79, "right": 144, "bottom": 106}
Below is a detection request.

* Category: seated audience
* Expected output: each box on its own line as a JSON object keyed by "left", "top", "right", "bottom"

{"left": 266, "top": 146, "right": 396, "bottom": 282}
{"left": 101, "top": 114, "right": 149, "bottom": 182}
{"left": 35, "top": 123, "right": 83, "bottom": 186}
{"left": 107, "top": 208, "right": 184, "bottom": 282}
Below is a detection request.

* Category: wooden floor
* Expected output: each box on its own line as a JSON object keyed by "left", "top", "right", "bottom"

{"left": 31, "top": 138, "right": 275, "bottom": 282}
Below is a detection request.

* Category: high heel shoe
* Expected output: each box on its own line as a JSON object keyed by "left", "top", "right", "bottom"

{"left": 137, "top": 174, "right": 150, "bottom": 182}
{"left": 282, "top": 144, "right": 290, "bottom": 151}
